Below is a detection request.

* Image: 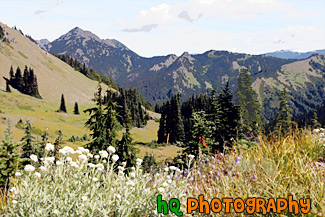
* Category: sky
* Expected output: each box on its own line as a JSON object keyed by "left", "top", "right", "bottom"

{"left": 0, "top": 0, "right": 324, "bottom": 57}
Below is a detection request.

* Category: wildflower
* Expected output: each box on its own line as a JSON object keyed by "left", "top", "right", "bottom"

{"left": 206, "top": 158, "right": 209, "bottom": 162}
{"left": 162, "top": 182, "right": 168, "bottom": 187}
{"left": 99, "top": 150, "right": 109, "bottom": 158}
{"left": 112, "top": 154, "right": 119, "bottom": 162}
{"left": 24, "top": 164, "right": 35, "bottom": 172}
{"left": 75, "top": 150, "right": 82, "bottom": 155}
{"left": 252, "top": 174, "right": 257, "bottom": 179}
{"left": 34, "top": 172, "right": 41, "bottom": 178}
{"left": 66, "top": 157, "right": 73, "bottom": 163}
{"left": 39, "top": 166, "right": 47, "bottom": 171}
{"left": 136, "top": 158, "right": 143, "bottom": 164}
{"left": 313, "top": 129, "right": 320, "bottom": 133}
{"left": 131, "top": 167, "right": 135, "bottom": 170}
{"left": 78, "top": 147, "right": 85, "bottom": 152}
{"left": 87, "top": 153, "right": 93, "bottom": 158}
{"left": 44, "top": 157, "right": 55, "bottom": 164}
{"left": 126, "top": 180, "right": 135, "bottom": 186}
{"left": 118, "top": 166, "right": 124, "bottom": 171}
{"left": 30, "top": 154, "right": 38, "bottom": 162}
{"left": 235, "top": 156, "right": 242, "bottom": 164}
{"left": 169, "top": 166, "right": 177, "bottom": 171}
{"left": 84, "top": 149, "right": 90, "bottom": 154}
{"left": 96, "top": 163, "right": 104, "bottom": 170}
{"left": 116, "top": 194, "right": 121, "bottom": 200}
{"left": 53, "top": 209, "right": 59, "bottom": 214}
{"left": 108, "top": 146, "right": 116, "bottom": 154}
{"left": 9, "top": 187, "right": 19, "bottom": 194}
{"left": 15, "top": 172, "right": 22, "bottom": 177}
{"left": 59, "top": 146, "right": 74, "bottom": 155}
{"left": 45, "top": 143, "right": 54, "bottom": 151}
{"left": 130, "top": 172, "right": 136, "bottom": 178}
{"left": 118, "top": 170, "right": 124, "bottom": 175}
{"left": 82, "top": 196, "right": 88, "bottom": 201}
{"left": 78, "top": 154, "right": 88, "bottom": 162}
{"left": 121, "top": 161, "right": 127, "bottom": 167}
{"left": 70, "top": 162, "right": 79, "bottom": 168}
{"left": 94, "top": 155, "right": 100, "bottom": 159}
{"left": 164, "top": 167, "right": 169, "bottom": 172}
{"left": 188, "top": 154, "right": 195, "bottom": 159}
{"left": 12, "top": 200, "right": 18, "bottom": 204}
{"left": 88, "top": 163, "right": 96, "bottom": 168}
{"left": 56, "top": 161, "right": 64, "bottom": 166}
{"left": 158, "top": 187, "right": 165, "bottom": 193}
{"left": 92, "top": 177, "right": 98, "bottom": 182}
{"left": 103, "top": 160, "right": 107, "bottom": 163}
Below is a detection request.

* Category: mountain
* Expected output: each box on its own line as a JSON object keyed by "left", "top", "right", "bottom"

{"left": 264, "top": 50, "right": 325, "bottom": 60}
{"left": 41, "top": 27, "right": 325, "bottom": 121}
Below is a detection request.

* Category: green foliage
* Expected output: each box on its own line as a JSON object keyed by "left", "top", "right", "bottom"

{"left": 276, "top": 87, "right": 293, "bottom": 134}
{"left": 0, "top": 122, "right": 21, "bottom": 190}
{"left": 3, "top": 66, "right": 41, "bottom": 99}
{"left": 53, "top": 130, "right": 63, "bottom": 161}
{"left": 185, "top": 111, "right": 215, "bottom": 155}
{"left": 58, "top": 94, "right": 67, "bottom": 113}
{"left": 142, "top": 152, "right": 159, "bottom": 173}
{"left": 236, "top": 67, "right": 262, "bottom": 138}
{"left": 21, "top": 121, "right": 35, "bottom": 165}
{"left": 73, "top": 102, "right": 80, "bottom": 115}
{"left": 117, "top": 126, "right": 136, "bottom": 168}
{"left": 84, "top": 84, "right": 118, "bottom": 153}
{"left": 312, "top": 110, "right": 321, "bottom": 129}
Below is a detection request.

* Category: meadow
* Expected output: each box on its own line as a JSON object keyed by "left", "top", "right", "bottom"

{"left": 1, "top": 128, "right": 324, "bottom": 216}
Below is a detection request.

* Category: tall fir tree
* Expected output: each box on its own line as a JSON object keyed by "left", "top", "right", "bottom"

{"left": 103, "top": 90, "right": 118, "bottom": 149}
{"left": 74, "top": 102, "right": 80, "bottom": 115}
{"left": 117, "top": 125, "right": 136, "bottom": 168}
{"left": 21, "top": 120, "right": 35, "bottom": 165}
{"left": 0, "top": 121, "right": 22, "bottom": 190}
{"left": 168, "top": 94, "right": 185, "bottom": 143}
{"left": 6, "top": 81, "right": 11, "bottom": 92}
{"left": 236, "top": 67, "right": 262, "bottom": 137}
{"left": 276, "top": 87, "right": 292, "bottom": 134}
{"left": 157, "top": 103, "right": 167, "bottom": 143}
{"left": 14, "top": 67, "right": 24, "bottom": 91}
{"left": 53, "top": 130, "right": 63, "bottom": 161}
{"left": 59, "top": 94, "right": 67, "bottom": 113}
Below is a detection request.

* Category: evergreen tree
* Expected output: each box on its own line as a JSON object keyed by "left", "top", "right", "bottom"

{"left": 14, "top": 67, "right": 24, "bottom": 91}
{"left": 0, "top": 122, "right": 22, "bottom": 190}
{"left": 186, "top": 111, "right": 215, "bottom": 155}
{"left": 85, "top": 84, "right": 118, "bottom": 152}
{"left": 74, "top": 102, "right": 80, "bottom": 115}
{"left": 6, "top": 81, "right": 11, "bottom": 92}
{"left": 168, "top": 94, "right": 185, "bottom": 143}
{"left": 53, "top": 130, "right": 63, "bottom": 161}
{"left": 312, "top": 110, "right": 321, "bottom": 129}
{"left": 59, "top": 94, "right": 67, "bottom": 113}
{"left": 142, "top": 152, "right": 158, "bottom": 173}
{"left": 213, "top": 82, "right": 240, "bottom": 151}
{"left": 117, "top": 125, "right": 136, "bottom": 168}
{"left": 21, "top": 120, "right": 35, "bottom": 165}
{"left": 276, "top": 87, "right": 292, "bottom": 134}
{"left": 157, "top": 103, "right": 167, "bottom": 143}
{"left": 9, "top": 66, "right": 14, "bottom": 80}
{"left": 236, "top": 67, "right": 262, "bottom": 137}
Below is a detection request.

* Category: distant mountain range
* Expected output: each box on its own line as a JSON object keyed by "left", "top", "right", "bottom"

{"left": 38, "top": 27, "right": 325, "bottom": 121}
{"left": 264, "top": 50, "right": 325, "bottom": 60}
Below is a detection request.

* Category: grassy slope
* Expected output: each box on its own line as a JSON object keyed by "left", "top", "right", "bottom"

{"left": 0, "top": 22, "right": 180, "bottom": 161}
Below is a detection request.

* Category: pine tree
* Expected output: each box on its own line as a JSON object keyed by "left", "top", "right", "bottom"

{"left": 14, "top": 67, "right": 24, "bottom": 91}
{"left": 9, "top": 66, "right": 14, "bottom": 81}
{"left": 236, "top": 67, "right": 262, "bottom": 137}
{"left": 157, "top": 104, "right": 167, "bottom": 143}
{"left": 312, "top": 110, "right": 321, "bottom": 129}
{"left": 213, "top": 82, "right": 240, "bottom": 151}
{"left": 6, "top": 81, "right": 11, "bottom": 92}
{"left": 0, "top": 122, "right": 22, "bottom": 190}
{"left": 276, "top": 87, "right": 292, "bottom": 134}
{"left": 21, "top": 120, "right": 35, "bottom": 165}
{"left": 53, "top": 130, "right": 63, "bottom": 161}
{"left": 74, "top": 102, "right": 80, "bottom": 115}
{"left": 142, "top": 152, "right": 158, "bottom": 173}
{"left": 117, "top": 125, "right": 136, "bottom": 167}
{"left": 103, "top": 90, "right": 118, "bottom": 149}
{"left": 59, "top": 94, "right": 67, "bottom": 113}
{"left": 168, "top": 94, "right": 185, "bottom": 143}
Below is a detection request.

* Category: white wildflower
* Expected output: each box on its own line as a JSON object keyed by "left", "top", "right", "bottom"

{"left": 103, "top": 160, "right": 107, "bottom": 163}
{"left": 188, "top": 154, "right": 195, "bottom": 159}
{"left": 9, "top": 187, "right": 19, "bottom": 194}
{"left": 45, "top": 143, "right": 54, "bottom": 151}
{"left": 44, "top": 157, "right": 55, "bottom": 164}
{"left": 88, "top": 163, "right": 96, "bottom": 168}
{"left": 78, "top": 147, "right": 85, "bottom": 152}
{"left": 78, "top": 154, "right": 88, "bottom": 162}
{"left": 162, "top": 182, "right": 168, "bottom": 187}
{"left": 164, "top": 167, "right": 169, "bottom": 172}
{"left": 121, "top": 161, "right": 127, "bottom": 167}
{"left": 129, "top": 172, "right": 136, "bottom": 178}
{"left": 30, "top": 154, "right": 38, "bottom": 162}
{"left": 24, "top": 165, "right": 35, "bottom": 172}
{"left": 56, "top": 161, "right": 64, "bottom": 166}
{"left": 39, "top": 166, "right": 47, "bottom": 171}
{"left": 12, "top": 200, "right": 18, "bottom": 204}
{"left": 15, "top": 172, "right": 22, "bottom": 177}
{"left": 70, "top": 161, "right": 79, "bottom": 168}
{"left": 99, "top": 150, "right": 109, "bottom": 158}
{"left": 34, "top": 172, "right": 41, "bottom": 178}
{"left": 87, "top": 153, "right": 93, "bottom": 158}
{"left": 96, "top": 163, "right": 104, "bottom": 170}
{"left": 81, "top": 196, "right": 88, "bottom": 201}
{"left": 116, "top": 194, "right": 121, "bottom": 199}
{"left": 126, "top": 180, "right": 135, "bottom": 186}
{"left": 75, "top": 150, "right": 82, "bottom": 155}
{"left": 92, "top": 177, "right": 98, "bottom": 182}
{"left": 158, "top": 187, "right": 165, "bottom": 193}
{"left": 84, "top": 148, "right": 90, "bottom": 154}
{"left": 59, "top": 146, "right": 75, "bottom": 155}
{"left": 117, "top": 166, "right": 124, "bottom": 171}
{"left": 66, "top": 157, "right": 73, "bottom": 163}
{"left": 94, "top": 155, "right": 100, "bottom": 159}
{"left": 169, "top": 166, "right": 177, "bottom": 171}
{"left": 53, "top": 209, "right": 59, "bottom": 214}
{"left": 112, "top": 154, "right": 119, "bottom": 162}
{"left": 136, "top": 158, "right": 143, "bottom": 164}
{"left": 108, "top": 146, "right": 116, "bottom": 154}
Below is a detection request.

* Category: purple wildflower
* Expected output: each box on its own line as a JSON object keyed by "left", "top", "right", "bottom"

{"left": 252, "top": 174, "right": 257, "bottom": 179}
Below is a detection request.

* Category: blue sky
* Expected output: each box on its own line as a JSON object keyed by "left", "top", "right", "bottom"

{"left": 0, "top": 0, "right": 324, "bottom": 57}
